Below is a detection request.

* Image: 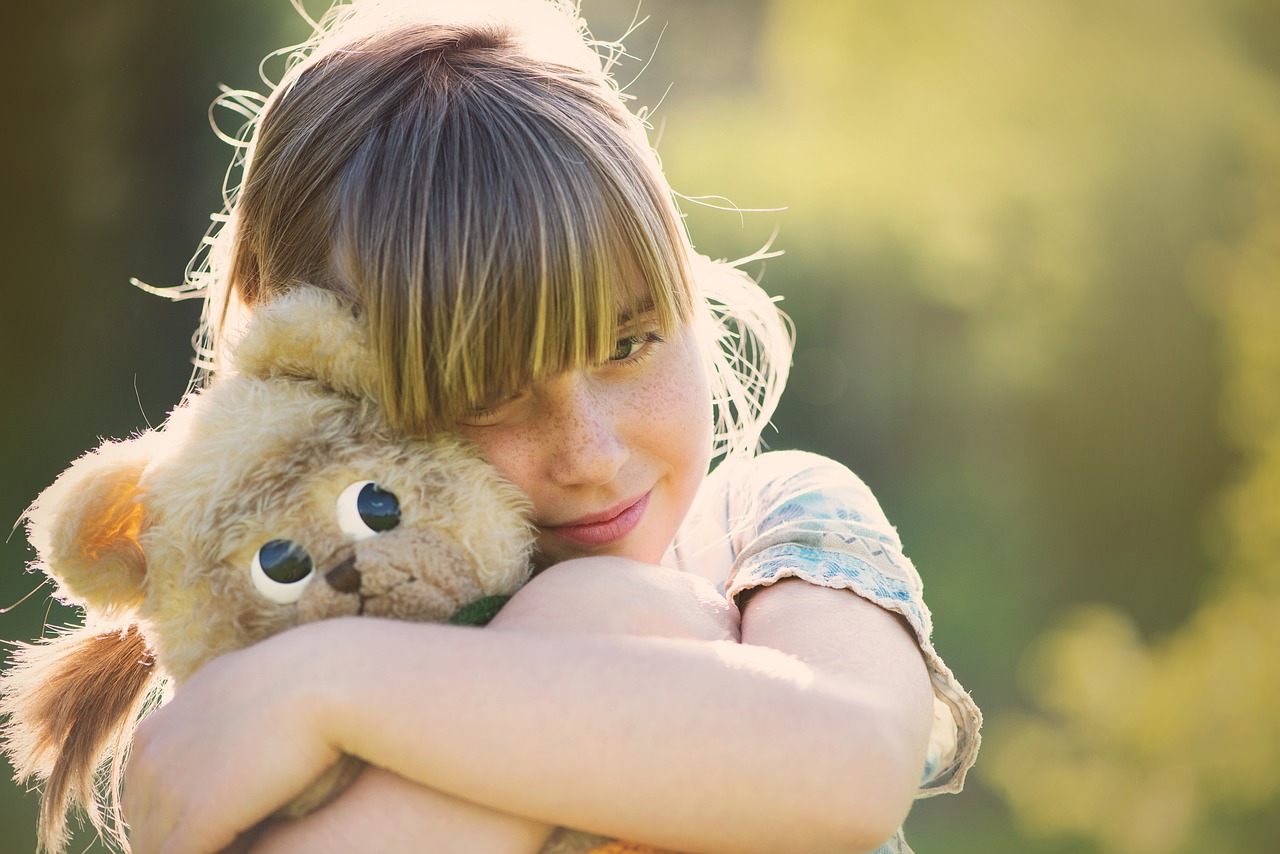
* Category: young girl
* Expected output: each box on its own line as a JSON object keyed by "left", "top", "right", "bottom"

{"left": 122, "top": 1, "right": 980, "bottom": 852}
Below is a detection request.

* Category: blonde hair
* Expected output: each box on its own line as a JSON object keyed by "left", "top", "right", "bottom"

{"left": 168, "top": 0, "right": 791, "bottom": 461}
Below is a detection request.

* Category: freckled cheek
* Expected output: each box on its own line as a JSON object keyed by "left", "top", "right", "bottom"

{"left": 651, "top": 376, "right": 710, "bottom": 443}
{"left": 460, "top": 431, "right": 543, "bottom": 503}
{"left": 641, "top": 342, "right": 714, "bottom": 469}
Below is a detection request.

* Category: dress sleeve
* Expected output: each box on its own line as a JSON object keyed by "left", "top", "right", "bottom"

{"left": 721, "top": 450, "right": 981, "bottom": 796}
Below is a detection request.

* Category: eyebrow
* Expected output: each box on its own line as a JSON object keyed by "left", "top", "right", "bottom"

{"left": 615, "top": 298, "right": 657, "bottom": 327}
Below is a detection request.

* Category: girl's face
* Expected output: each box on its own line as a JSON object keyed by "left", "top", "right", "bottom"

{"left": 457, "top": 310, "right": 713, "bottom": 570}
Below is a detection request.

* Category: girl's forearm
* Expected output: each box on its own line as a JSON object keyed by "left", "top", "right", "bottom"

{"left": 311, "top": 619, "right": 916, "bottom": 854}
{"left": 246, "top": 765, "right": 552, "bottom": 854}
{"left": 123, "top": 568, "right": 927, "bottom": 854}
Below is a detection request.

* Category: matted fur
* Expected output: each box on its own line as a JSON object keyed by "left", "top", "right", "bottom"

{"left": 2, "top": 625, "right": 157, "bottom": 854}
{"left": 0, "top": 289, "right": 536, "bottom": 852}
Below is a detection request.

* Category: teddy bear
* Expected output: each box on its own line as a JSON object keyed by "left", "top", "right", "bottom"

{"left": 0, "top": 288, "right": 673, "bottom": 854}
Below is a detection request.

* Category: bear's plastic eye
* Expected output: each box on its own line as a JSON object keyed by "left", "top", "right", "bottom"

{"left": 337, "top": 481, "right": 401, "bottom": 541}
{"left": 251, "top": 539, "right": 315, "bottom": 604}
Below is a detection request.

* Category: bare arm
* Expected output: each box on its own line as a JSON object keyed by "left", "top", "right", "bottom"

{"left": 223, "top": 560, "right": 737, "bottom": 854}
{"left": 126, "top": 560, "right": 932, "bottom": 854}
{"left": 236, "top": 766, "right": 552, "bottom": 854}
{"left": 736, "top": 578, "right": 935, "bottom": 846}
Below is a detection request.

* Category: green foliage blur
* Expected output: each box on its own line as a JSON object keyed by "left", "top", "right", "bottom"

{"left": 1, "top": 1, "right": 1276, "bottom": 852}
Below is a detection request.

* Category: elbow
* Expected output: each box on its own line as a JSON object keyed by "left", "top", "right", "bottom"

{"left": 803, "top": 778, "right": 916, "bottom": 854}
{"left": 818, "top": 790, "right": 916, "bottom": 854}
{"left": 803, "top": 705, "right": 928, "bottom": 853}
{"left": 700, "top": 698, "right": 927, "bottom": 854}
{"left": 762, "top": 807, "right": 910, "bottom": 854}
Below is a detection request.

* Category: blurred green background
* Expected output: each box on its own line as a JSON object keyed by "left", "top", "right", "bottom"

{"left": 2, "top": 1, "right": 1278, "bottom": 852}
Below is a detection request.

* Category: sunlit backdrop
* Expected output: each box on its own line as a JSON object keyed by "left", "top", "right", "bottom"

{"left": 2, "top": 1, "right": 1277, "bottom": 852}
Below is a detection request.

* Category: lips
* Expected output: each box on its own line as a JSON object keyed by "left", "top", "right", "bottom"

{"left": 544, "top": 492, "right": 650, "bottom": 547}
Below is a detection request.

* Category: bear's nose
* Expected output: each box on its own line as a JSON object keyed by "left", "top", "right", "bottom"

{"left": 325, "top": 555, "right": 361, "bottom": 594}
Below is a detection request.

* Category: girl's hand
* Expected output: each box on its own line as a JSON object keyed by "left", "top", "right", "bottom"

{"left": 490, "top": 557, "right": 740, "bottom": 642}
{"left": 124, "top": 624, "right": 343, "bottom": 854}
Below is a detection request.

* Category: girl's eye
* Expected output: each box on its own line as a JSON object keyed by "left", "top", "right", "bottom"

{"left": 250, "top": 539, "right": 315, "bottom": 604}
{"left": 337, "top": 481, "right": 402, "bottom": 541}
{"left": 460, "top": 390, "right": 523, "bottom": 426}
{"left": 609, "top": 331, "right": 663, "bottom": 363}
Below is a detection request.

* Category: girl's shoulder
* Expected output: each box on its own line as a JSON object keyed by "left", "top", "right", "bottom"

{"left": 705, "top": 448, "right": 862, "bottom": 496}
{"left": 708, "top": 449, "right": 887, "bottom": 532}
{"left": 669, "top": 449, "right": 887, "bottom": 585}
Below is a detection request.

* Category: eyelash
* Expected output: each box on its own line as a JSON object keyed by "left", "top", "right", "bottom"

{"left": 609, "top": 330, "right": 665, "bottom": 364}
{"left": 464, "top": 390, "right": 522, "bottom": 422}
{"left": 462, "top": 331, "right": 665, "bottom": 423}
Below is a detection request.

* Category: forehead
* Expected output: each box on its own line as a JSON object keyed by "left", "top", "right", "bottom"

{"left": 443, "top": 236, "right": 681, "bottom": 391}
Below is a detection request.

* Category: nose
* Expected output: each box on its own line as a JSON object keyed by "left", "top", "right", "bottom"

{"left": 325, "top": 554, "right": 361, "bottom": 594}
{"left": 542, "top": 377, "right": 629, "bottom": 487}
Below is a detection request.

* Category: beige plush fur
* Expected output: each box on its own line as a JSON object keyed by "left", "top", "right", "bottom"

{"left": 0, "top": 289, "right": 537, "bottom": 853}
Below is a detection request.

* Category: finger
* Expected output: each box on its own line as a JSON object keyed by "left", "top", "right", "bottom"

{"left": 125, "top": 747, "right": 183, "bottom": 853}
{"left": 123, "top": 721, "right": 162, "bottom": 853}
{"left": 125, "top": 713, "right": 217, "bottom": 854}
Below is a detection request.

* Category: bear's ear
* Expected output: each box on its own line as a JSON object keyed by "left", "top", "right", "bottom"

{"left": 25, "top": 432, "right": 161, "bottom": 618}
{"left": 230, "top": 287, "right": 380, "bottom": 401}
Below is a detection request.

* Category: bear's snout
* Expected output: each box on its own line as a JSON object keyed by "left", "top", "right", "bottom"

{"left": 325, "top": 555, "right": 361, "bottom": 594}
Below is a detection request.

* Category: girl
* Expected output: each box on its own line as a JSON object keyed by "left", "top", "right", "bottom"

{"left": 122, "top": 1, "right": 980, "bottom": 852}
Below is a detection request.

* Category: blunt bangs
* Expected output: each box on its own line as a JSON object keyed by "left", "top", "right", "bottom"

{"left": 328, "top": 28, "right": 696, "bottom": 434}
